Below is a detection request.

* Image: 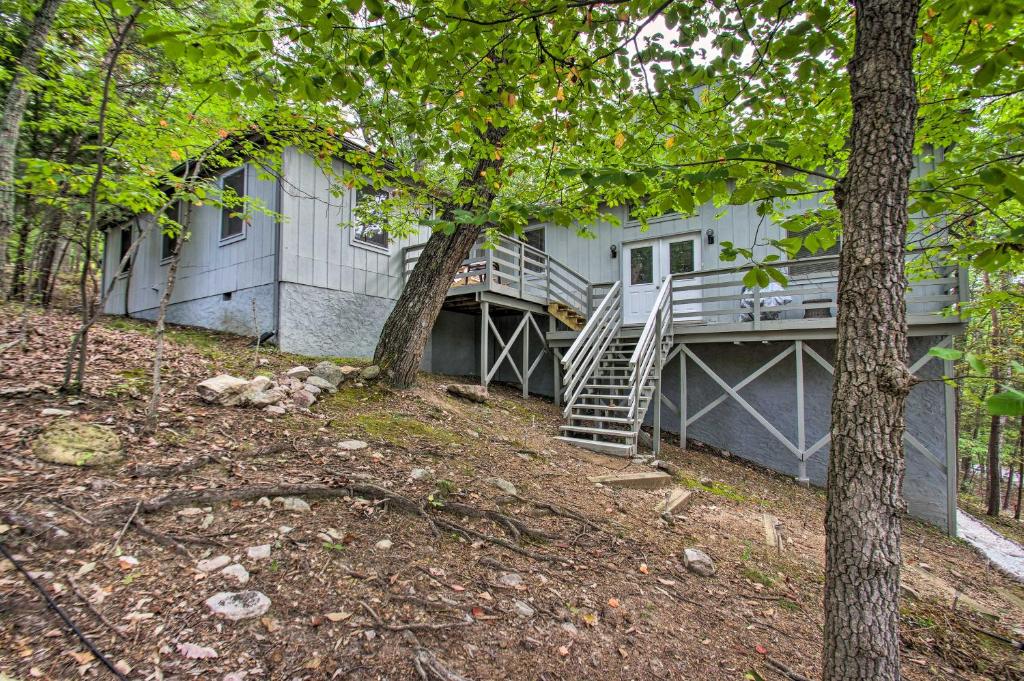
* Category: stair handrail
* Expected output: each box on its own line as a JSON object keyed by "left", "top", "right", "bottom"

{"left": 627, "top": 275, "right": 675, "bottom": 427}
{"left": 561, "top": 280, "right": 622, "bottom": 416}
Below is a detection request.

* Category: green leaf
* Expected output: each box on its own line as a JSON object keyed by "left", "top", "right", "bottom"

{"left": 973, "top": 60, "right": 998, "bottom": 88}
{"left": 927, "top": 347, "right": 962, "bottom": 361}
{"left": 987, "top": 390, "right": 1024, "bottom": 417}
{"left": 966, "top": 353, "right": 986, "bottom": 375}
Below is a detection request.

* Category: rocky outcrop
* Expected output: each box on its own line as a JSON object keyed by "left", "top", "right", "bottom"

{"left": 447, "top": 383, "right": 488, "bottom": 403}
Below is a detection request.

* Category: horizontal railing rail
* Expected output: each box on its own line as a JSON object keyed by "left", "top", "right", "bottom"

{"left": 627, "top": 275, "right": 674, "bottom": 426}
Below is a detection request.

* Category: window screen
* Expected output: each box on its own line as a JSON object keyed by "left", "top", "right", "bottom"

{"left": 220, "top": 168, "right": 246, "bottom": 240}
{"left": 790, "top": 227, "right": 840, "bottom": 276}
{"left": 118, "top": 226, "right": 133, "bottom": 263}
{"left": 524, "top": 228, "right": 545, "bottom": 253}
{"left": 668, "top": 240, "right": 696, "bottom": 275}
{"left": 162, "top": 202, "right": 180, "bottom": 260}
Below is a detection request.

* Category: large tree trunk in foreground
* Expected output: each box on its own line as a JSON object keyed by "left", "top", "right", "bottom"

{"left": 823, "top": 1, "right": 920, "bottom": 680}
{"left": 373, "top": 127, "right": 506, "bottom": 389}
{"left": 0, "top": 0, "right": 64, "bottom": 291}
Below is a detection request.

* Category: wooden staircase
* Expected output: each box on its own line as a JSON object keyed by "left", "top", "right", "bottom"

{"left": 555, "top": 335, "right": 658, "bottom": 457}
{"left": 547, "top": 302, "right": 585, "bottom": 331}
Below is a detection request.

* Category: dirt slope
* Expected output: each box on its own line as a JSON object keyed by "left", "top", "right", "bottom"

{"left": 1, "top": 306, "right": 1022, "bottom": 680}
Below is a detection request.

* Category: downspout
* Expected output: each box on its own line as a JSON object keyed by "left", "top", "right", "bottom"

{"left": 273, "top": 159, "right": 283, "bottom": 347}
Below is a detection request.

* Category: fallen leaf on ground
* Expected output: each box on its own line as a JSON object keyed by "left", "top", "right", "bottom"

{"left": 177, "top": 642, "right": 218, "bottom": 659}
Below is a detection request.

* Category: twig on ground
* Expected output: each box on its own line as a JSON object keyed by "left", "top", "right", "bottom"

{"left": 129, "top": 454, "right": 222, "bottom": 478}
{"left": 66, "top": 574, "right": 127, "bottom": 640}
{"left": 0, "top": 542, "right": 127, "bottom": 681}
{"left": 128, "top": 517, "right": 194, "bottom": 559}
{"left": 2, "top": 510, "right": 74, "bottom": 546}
{"left": 107, "top": 501, "right": 140, "bottom": 556}
{"left": 403, "top": 630, "right": 471, "bottom": 681}
{"left": 765, "top": 657, "right": 814, "bottom": 681}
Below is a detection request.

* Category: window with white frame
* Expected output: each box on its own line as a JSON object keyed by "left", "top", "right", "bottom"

{"left": 352, "top": 187, "right": 391, "bottom": 250}
{"left": 161, "top": 201, "right": 181, "bottom": 261}
{"left": 220, "top": 168, "right": 246, "bottom": 241}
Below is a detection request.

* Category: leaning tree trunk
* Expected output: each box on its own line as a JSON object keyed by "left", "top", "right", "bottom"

{"left": 0, "top": 0, "right": 64, "bottom": 291}
{"left": 1015, "top": 418, "right": 1023, "bottom": 520}
{"left": 373, "top": 126, "right": 506, "bottom": 388}
{"left": 823, "top": 1, "right": 920, "bottom": 680}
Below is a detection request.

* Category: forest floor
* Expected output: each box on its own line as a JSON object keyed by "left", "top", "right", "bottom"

{"left": 1, "top": 304, "right": 1024, "bottom": 681}
{"left": 960, "top": 490, "right": 1024, "bottom": 549}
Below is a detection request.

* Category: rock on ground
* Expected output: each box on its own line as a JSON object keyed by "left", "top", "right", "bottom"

{"left": 286, "top": 366, "right": 311, "bottom": 380}
{"left": 205, "top": 591, "right": 271, "bottom": 620}
{"left": 338, "top": 440, "right": 368, "bottom": 451}
{"left": 246, "top": 544, "right": 272, "bottom": 560}
{"left": 273, "top": 497, "right": 311, "bottom": 512}
{"left": 39, "top": 408, "right": 74, "bottom": 417}
{"left": 447, "top": 383, "right": 488, "bottom": 403}
{"left": 221, "top": 563, "right": 250, "bottom": 584}
{"left": 197, "top": 375, "right": 249, "bottom": 406}
{"left": 359, "top": 365, "right": 381, "bottom": 381}
{"left": 305, "top": 376, "right": 336, "bottom": 393}
{"left": 292, "top": 390, "right": 316, "bottom": 409}
{"left": 33, "top": 421, "right": 123, "bottom": 467}
{"left": 197, "top": 555, "right": 232, "bottom": 572}
{"left": 488, "top": 477, "right": 517, "bottom": 496}
{"left": 311, "top": 362, "right": 345, "bottom": 388}
{"left": 683, "top": 548, "right": 716, "bottom": 577}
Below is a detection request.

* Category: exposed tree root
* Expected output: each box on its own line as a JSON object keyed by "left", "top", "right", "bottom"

{"left": 403, "top": 631, "right": 471, "bottom": 681}
{"left": 2, "top": 510, "right": 75, "bottom": 547}
{"left": 129, "top": 454, "right": 222, "bottom": 478}
{"left": 106, "top": 480, "right": 568, "bottom": 564}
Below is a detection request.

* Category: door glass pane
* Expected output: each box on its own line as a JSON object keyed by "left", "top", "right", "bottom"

{"left": 630, "top": 246, "right": 654, "bottom": 285}
{"left": 669, "top": 240, "right": 695, "bottom": 274}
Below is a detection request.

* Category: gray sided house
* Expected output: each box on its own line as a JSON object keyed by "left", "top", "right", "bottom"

{"left": 104, "top": 148, "right": 966, "bottom": 533}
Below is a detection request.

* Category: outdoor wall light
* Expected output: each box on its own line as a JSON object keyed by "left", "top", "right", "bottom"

{"left": 706, "top": 228, "right": 715, "bottom": 245}
{"left": 610, "top": 244, "right": 618, "bottom": 258}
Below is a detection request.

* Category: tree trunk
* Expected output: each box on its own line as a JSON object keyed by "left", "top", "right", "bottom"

{"left": 1015, "top": 419, "right": 1023, "bottom": 520}
{"left": 823, "top": 1, "right": 920, "bottom": 680}
{"left": 1004, "top": 459, "right": 1016, "bottom": 510}
{"left": 373, "top": 126, "right": 507, "bottom": 389}
{"left": 985, "top": 277, "right": 1003, "bottom": 517}
{"left": 146, "top": 203, "right": 191, "bottom": 431}
{"left": 0, "top": 0, "right": 64, "bottom": 290}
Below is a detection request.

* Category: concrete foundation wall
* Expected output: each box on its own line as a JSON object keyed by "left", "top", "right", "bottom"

{"left": 277, "top": 282, "right": 399, "bottom": 358}
{"left": 130, "top": 283, "right": 275, "bottom": 338}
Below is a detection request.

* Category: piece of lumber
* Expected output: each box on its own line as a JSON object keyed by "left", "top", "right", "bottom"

{"left": 659, "top": 488, "right": 693, "bottom": 514}
{"left": 588, "top": 471, "right": 673, "bottom": 490}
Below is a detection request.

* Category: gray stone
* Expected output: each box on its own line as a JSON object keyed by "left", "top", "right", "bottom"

{"left": 33, "top": 421, "right": 123, "bottom": 467}
{"left": 410, "top": 468, "right": 429, "bottom": 480}
{"left": 375, "top": 539, "right": 393, "bottom": 551}
{"left": 197, "top": 555, "right": 231, "bottom": 572}
{"left": 285, "top": 366, "right": 311, "bottom": 380}
{"left": 637, "top": 430, "right": 653, "bottom": 449}
{"left": 292, "top": 390, "right": 316, "bottom": 409}
{"left": 246, "top": 387, "right": 286, "bottom": 408}
{"left": 249, "top": 376, "right": 272, "bottom": 391}
{"left": 197, "top": 375, "right": 249, "bottom": 406}
{"left": 246, "top": 544, "right": 271, "bottom": 560}
{"left": 682, "top": 548, "right": 716, "bottom": 577}
{"left": 359, "top": 365, "right": 381, "bottom": 381}
{"left": 338, "top": 440, "right": 368, "bottom": 451}
{"left": 513, "top": 600, "right": 535, "bottom": 618}
{"left": 205, "top": 591, "right": 271, "bottom": 620}
{"left": 305, "top": 376, "right": 336, "bottom": 393}
{"left": 560, "top": 622, "right": 579, "bottom": 636}
{"left": 340, "top": 366, "right": 361, "bottom": 378}
{"left": 273, "top": 497, "right": 311, "bottom": 512}
{"left": 264, "top": 405, "right": 286, "bottom": 416}
{"left": 304, "top": 384, "right": 322, "bottom": 396}
{"left": 311, "top": 362, "right": 345, "bottom": 388}
{"left": 40, "top": 408, "right": 74, "bottom": 417}
{"left": 447, "top": 384, "right": 488, "bottom": 403}
{"left": 221, "top": 563, "right": 250, "bottom": 585}
{"left": 488, "top": 478, "right": 517, "bottom": 496}
{"left": 498, "top": 572, "right": 523, "bottom": 588}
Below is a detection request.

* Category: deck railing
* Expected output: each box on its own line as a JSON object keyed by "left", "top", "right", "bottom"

{"left": 403, "top": 234, "right": 591, "bottom": 318}
{"left": 627, "top": 276, "right": 675, "bottom": 428}
{"left": 666, "top": 251, "right": 964, "bottom": 330}
{"left": 561, "top": 281, "right": 622, "bottom": 416}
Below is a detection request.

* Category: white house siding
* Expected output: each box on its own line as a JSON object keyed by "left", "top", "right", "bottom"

{"left": 102, "top": 161, "right": 279, "bottom": 337}
{"left": 275, "top": 147, "right": 430, "bottom": 357}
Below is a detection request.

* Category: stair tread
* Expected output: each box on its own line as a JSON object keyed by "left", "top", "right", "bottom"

{"left": 554, "top": 436, "right": 634, "bottom": 457}
{"left": 559, "top": 424, "right": 636, "bottom": 437}
{"left": 568, "top": 414, "right": 633, "bottom": 424}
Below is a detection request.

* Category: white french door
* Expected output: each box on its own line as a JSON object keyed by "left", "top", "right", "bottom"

{"left": 622, "top": 234, "right": 701, "bottom": 325}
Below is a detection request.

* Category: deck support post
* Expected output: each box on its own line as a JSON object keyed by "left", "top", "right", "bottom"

{"left": 479, "top": 300, "right": 489, "bottom": 387}
{"left": 652, "top": 307, "right": 663, "bottom": 457}
{"left": 522, "top": 311, "right": 530, "bottom": 397}
{"left": 795, "top": 340, "right": 808, "bottom": 484}
{"left": 553, "top": 347, "right": 562, "bottom": 408}
{"left": 943, "top": 344, "right": 958, "bottom": 536}
{"left": 679, "top": 343, "right": 687, "bottom": 448}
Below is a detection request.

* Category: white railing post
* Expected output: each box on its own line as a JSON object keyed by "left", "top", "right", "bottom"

{"left": 653, "top": 304, "right": 663, "bottom": 456}
{"left": 752, "top": 284, "right": 761, "bottom": 330}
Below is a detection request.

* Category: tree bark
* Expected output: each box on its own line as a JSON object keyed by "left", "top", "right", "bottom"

{"left": 823, "top": 1, "right": 920, "bottom": 680}
{"left": 1015, "top": 418, "right": 1023, "bottom": 520}
{"left": 0, "top": 0, "right": 64, "bottom": 290}
{"left": 373, "top": 125, "right": 507, "bottom": 389}
{"left": 985, "top": 278, "right": 1003, "bottom": 517}
{"left": 1004, "top": 459, "right": 1016, "bottom": 511}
